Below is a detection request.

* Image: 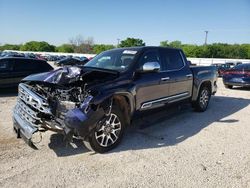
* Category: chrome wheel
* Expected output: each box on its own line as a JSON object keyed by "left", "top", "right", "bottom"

{"left": 199, "top": 89, "right": 209, "bottom": 108}
{"left": 95, "top": 113, "right": 121, "bottom": 147}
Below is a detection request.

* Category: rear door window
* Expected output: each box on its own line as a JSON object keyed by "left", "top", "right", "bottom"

{"left": 160, "top": 49, "right": 185, "bottom": 71}
{"left": 38, "top": 60, "right": 53, "bottom": 71}
{"left": 14, "top": 59, "right": 38, "bottom": 71}
{"left": 0, "top": 59, "right": 13, "bottom": 71}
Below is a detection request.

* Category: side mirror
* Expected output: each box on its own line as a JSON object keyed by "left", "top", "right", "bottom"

{"left": 142, "top": 62, "right": 160, "bottom": 72}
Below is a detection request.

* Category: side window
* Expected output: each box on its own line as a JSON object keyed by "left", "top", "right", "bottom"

{"left": 14, "top": 59, "right": 38, "bottom": 71}
{"left": 39, "top": 61, "right": 53, "bottom": 70}
{"left": 161, "top": 50, "right": 184, "bottom": 71}
{"left": 0, "top": 60, "right": 11, "bottom": 71}
{"left": 139, "top": 50, "right": 161, "bottom": 70}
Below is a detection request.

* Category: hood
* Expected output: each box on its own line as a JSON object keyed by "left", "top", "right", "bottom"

{"left": 22, "top": 66, "right": 119, "bottom": 85}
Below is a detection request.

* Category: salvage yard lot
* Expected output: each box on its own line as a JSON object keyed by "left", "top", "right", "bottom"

{"left": 0, "top": 79, "right": 250, "bottom": 188}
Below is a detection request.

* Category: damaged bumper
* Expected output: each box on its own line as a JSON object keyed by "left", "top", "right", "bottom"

{"left": 64, "top": 107, "right": 105, "bottom": 139}
{"left": 12, "top": 83, "right": 107, "bottom": 148}
{"left": 13, "top": 111, "right": 37, "bottom": 139}
{"left": 13, "top": 106, "right": 105, "bottom": 146}
{"left": 12, "top": 99, "right": 40, "bottom": 146}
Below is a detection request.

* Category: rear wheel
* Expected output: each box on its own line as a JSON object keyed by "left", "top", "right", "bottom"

{"left": 83, "top": 105, "right": 125, "bottom": 153}
{"left": 192, "top": 85, "right": 211, "bottom": 112}
{"left": 225, "top": 84, "right": 233, "bottom": 89}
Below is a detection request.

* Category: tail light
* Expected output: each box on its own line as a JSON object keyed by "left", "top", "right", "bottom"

{"left": 224, "top": 71, "right": 250, "bottom": 77}
{"left": 243, "top": 72, "right": 250, "bottom": 77}
{"left": 223, "top": 71, "right": 233, "bottom": 75}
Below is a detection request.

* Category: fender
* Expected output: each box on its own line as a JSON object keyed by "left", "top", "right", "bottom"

{"left": 192, "top": 79, "right": 212, "bottom": 101}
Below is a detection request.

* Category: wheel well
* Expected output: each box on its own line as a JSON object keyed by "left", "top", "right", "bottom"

{"left": 200, "top": 81, "right": 212, "bottom": 92}
{"left": 113, "top": 95, "right": 131, "bottom": 126}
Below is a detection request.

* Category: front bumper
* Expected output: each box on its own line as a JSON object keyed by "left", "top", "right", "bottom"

{"left": 12, "top": 83, "right": 106, "bottom": 147}
{"left": 13, "top": 111, "right": 38, "bottom": 148}
{"left": 13, "top": 111, "right": 37, "bottom": 140}
{"left": 13, "top": 103, "right": 106, "bottom": 147}
{"left": 223, "top": 81, "right": 250, "bottom": 87}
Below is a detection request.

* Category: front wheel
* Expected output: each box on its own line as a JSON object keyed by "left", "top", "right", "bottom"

{"left": 83, "top": 105, "right": 125, "bottom": 153}
{"left": 192, "top": 86, "right": 211, "bottom": 112}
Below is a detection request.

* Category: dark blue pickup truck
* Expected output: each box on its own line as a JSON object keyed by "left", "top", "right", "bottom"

{"left": 13, "top": 47, "right": 217, "bottom": 153}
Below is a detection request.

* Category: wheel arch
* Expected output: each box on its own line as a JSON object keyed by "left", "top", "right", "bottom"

{"left": 112, "top": 93, "right": 134, "bottom": 126}
{"left": 192, "top": 80, "right": 212, "bottom": 101}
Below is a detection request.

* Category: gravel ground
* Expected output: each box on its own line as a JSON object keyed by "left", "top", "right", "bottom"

{"left": 0, "top": 79, "right": 250, "bottom": 188}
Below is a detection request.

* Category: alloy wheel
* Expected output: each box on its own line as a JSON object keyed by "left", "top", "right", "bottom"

{"left": 94, "top": 113, "right": 122, "bottom": 147}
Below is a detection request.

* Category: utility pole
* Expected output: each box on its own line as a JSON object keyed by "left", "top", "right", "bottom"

{"left": 117, "top": 38, "right": 120, "bottom": 48}
{"left": 204, "top": 31, "right": 208, "bottom": 45}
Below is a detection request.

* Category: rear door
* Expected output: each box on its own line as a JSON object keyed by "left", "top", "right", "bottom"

{"left": 0, "top": 58, "right": 14, "bottom": 87}
{"left": 160, "top": 49, "right": 193, "bottom": 102}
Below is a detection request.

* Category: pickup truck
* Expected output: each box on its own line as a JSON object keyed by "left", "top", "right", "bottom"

{"left": 13, "top": 47, "right": 217, "bottom": 153}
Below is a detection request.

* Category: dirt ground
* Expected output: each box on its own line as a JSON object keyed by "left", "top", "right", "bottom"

{"left": 0, "top": 79, "right": 250, "bottom": 188}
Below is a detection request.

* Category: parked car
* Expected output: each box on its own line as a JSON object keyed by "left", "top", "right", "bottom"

{"left": 12, "top": 47, "right": 217, "bottom": 153}
{"left": 223, "top": 63, "right": 250, "bottom": 89}
{"left": 217, "top": 64, "right": 231, "bottom": 77}
{"left": 225, "top": 61, "right": 242, "bottom": 66}
{"left": 0, "top": 57, "right": 53, "bottom": 88}
{"left": 55, "top": 57, "right": 89, "bottom": 66}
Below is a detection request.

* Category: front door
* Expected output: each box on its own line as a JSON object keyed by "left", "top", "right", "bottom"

{"left": 134, "top": 49, "right": 171, "bottom": 110}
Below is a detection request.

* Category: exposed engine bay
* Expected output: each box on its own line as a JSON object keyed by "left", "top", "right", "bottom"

{"left": 13, "top": 66, "right": 117, "bottom": 145}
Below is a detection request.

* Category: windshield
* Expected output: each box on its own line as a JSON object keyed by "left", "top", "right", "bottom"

{"left": 84, "top": 49, "right": 138, "bottom": 72}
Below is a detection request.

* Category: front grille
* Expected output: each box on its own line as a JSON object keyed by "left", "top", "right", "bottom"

{"left": 14, "top": 99, "right": 41, "bottom": 127}
{"left": 18, "top": 83, "right": 51, "bottom": 114}
{"left": 14, "top": 83, "right": 52, "bottom": 128}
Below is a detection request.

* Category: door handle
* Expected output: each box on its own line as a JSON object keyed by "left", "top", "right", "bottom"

{"left": 161, "top": 77, "right": 170, "bottom": 81}
{"left": 186, "top": 74, "right": 193, "bottom": 78}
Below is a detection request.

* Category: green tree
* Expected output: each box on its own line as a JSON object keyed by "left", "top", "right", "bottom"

{"left": 56, "top": 44, "right": 74, "bottom": 53}
{"left": 169, "top": 40, "right": 182, "bottom": 48}
{"left": 93, "top": 44, "right": 115, "bottom": 54}
{"left": 182, "top": 44, "right": 199, "bottom": 57}
{"left": 160, "top": 40, "right": 170, "bottom": 47}
{"left": 241, "top": 44, "right": 250, "bottom": 59}
{"left": 0, "top": 44, "right": 22, "bottom": 51}
{"left": 160, "top": 40, "right": 182, "bottom": 48}
{"left": 119, "top": 38, "right": 145, "bottom": 47}
{"left": 20, "top": 41, "right": 55, "bottom": 52}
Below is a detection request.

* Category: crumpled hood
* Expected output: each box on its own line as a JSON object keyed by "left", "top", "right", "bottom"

{"left": 22, "top": 66, "right": 119, "bottom": 85}
{"left": 23, "top": 67, "right": 82, "bottom": 85}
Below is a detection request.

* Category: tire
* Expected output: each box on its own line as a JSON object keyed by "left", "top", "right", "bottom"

{"left": 225, "top": 84, "right": 233, "bottom": 89}
{"left": 192, "top": 85, "right": 211, "bottom": 112}
{"left": 83, "top": 105, "right": 125, "bottom": 153}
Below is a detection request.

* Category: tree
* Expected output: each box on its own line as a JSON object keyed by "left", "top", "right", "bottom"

{"left": 182, "top": 44, "right": 199, "bottom": 57}
{"left": 0, "top": 44, "right": 22, "bottom": 51}
{"left": 69, "top": 35, "right": 94, "bottom": 53}
{"left": 169, "top": 40, "right": 182, "bottom": 48}
{"left": 241, "top": 44, "right": 250, "bottom": 59}
{"left": 119, "top": 38, "right": 145, "bottom": 47}
{"left": 160, "top": 40, "right": 169, "bottom": 47}
{"left": 160, "top": 40, "right": 182, "bottom": 48}
{"left": 20, "top": 41, "right": 55, "bottom": 52}
{"left": 56, "top": 44, "right": 74, "bottom": 53}
{"left": 93, "top": 44, "right": 115, "bottom": 54}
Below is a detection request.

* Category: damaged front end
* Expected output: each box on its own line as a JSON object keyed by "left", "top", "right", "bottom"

{"left": 13, "top": 66, "right": 114, "bottom": 148}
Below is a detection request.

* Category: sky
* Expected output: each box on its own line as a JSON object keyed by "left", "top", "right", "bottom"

{"left": 0, "top": 0, "right": 250, "bottom": 46}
